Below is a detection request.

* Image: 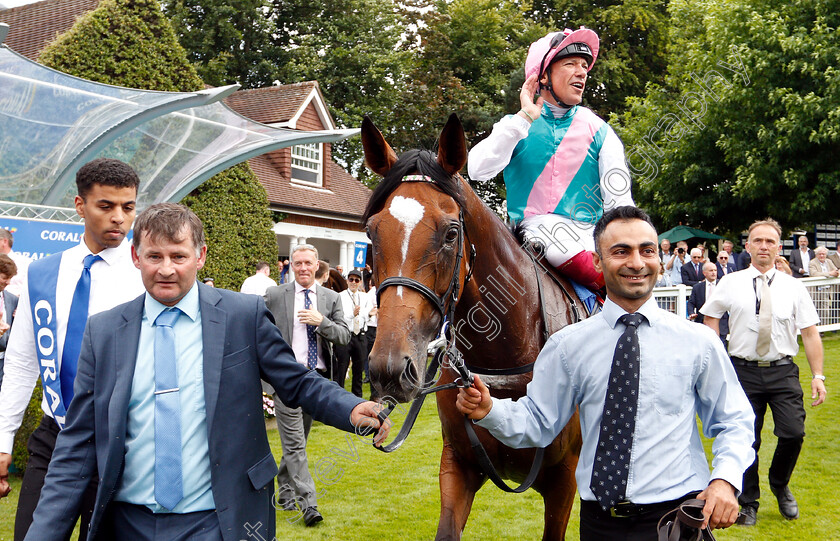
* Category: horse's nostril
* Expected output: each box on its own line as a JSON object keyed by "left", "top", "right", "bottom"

{"left": 401, "top": 359, "right": 420, "bottom": 391}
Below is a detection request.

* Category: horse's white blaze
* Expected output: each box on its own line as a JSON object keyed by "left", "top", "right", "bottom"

{"left": 388, "top": 195, "right": 425, "bottom": 298}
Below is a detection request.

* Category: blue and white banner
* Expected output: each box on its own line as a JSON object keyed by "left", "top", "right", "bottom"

{"left": 0, "top": 217, "right": 85, "bottom": 260}
{"left": 353, "top": 241, "right": 368, "bottom": 269}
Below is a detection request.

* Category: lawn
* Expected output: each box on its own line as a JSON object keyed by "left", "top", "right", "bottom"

{"left": 1, "top": 333, "right": 838, "bottom": 540}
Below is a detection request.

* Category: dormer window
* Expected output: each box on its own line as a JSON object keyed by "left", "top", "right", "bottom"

{"left": 291, "top": 143, "right": 323, "bottom": 186}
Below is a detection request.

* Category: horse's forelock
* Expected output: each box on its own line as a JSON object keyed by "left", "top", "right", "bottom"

{"left": 362, "top": 149, "right": 465, "bottom": 222}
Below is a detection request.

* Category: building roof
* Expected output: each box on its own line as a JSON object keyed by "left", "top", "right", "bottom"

{"left": 225, "top": 83, "right": 370, "bottom": 220}
{"left": 224, "top": 82, "right": 336, "bottom": 129}
{"left": 1, "top": 0, "right": 101, "bottom": 60}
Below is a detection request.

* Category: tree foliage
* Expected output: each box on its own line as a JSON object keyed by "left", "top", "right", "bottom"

{"left": 163, "top": 0, "right": 285, "bottom": 88}
{"left": 39, "top": 0, "right": 279, "bottom": 284}
{"left": 528, "top": 0, "right": 670, "bottom": 119}
{"left": 615, "top": 0, "right": 840, "bottom": 235}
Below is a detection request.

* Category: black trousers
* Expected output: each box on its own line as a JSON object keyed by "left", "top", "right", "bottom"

{"left": 579, "top": 493, "right": 699, "bottom": 541}
{"left": 333, "top": 332, "right": 366, "bottom": 398}
{"left": 15, "top": 415, "right": 98, "bottom": 541}
{"left": 733, "top": 361, "right": 806, "bottom": 510}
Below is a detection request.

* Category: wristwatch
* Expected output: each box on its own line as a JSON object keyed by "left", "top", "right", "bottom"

{"left": 813, "top": 374, "right": 826, "bottom": 381}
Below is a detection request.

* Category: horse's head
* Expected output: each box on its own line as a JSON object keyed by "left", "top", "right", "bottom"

{"left": 362, "top": 114, "right": 471, "bottom": 403}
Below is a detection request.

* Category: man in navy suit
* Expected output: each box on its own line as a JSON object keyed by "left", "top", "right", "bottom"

{"left": 680, "top": 247, "right": 705, "bottom": 286}
{"left": 688, "top": 262, "right": 729, "bottom": 347}
{"left": 715, "top": 251, "right": 737, "bottom": 279}
{"left": 24, "top": 204, "right": 388, "bottom": 541}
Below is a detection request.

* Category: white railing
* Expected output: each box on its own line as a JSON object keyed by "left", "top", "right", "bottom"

{"left": 652, "top": 276, "right": 840, "bottom": 333}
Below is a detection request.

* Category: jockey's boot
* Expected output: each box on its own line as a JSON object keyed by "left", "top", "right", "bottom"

{"left": 558, "top": 250, "right": 604, "bottom": 293}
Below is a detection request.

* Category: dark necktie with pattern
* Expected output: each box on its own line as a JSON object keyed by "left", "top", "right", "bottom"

{"left": 303, "top": 289, "right": 318, "bottom": 369}
{"left": 590, "top": 312, "right": 645, "bottom": 510}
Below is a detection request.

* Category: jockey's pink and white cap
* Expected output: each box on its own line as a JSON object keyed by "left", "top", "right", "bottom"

{"left": 525, "top": 27, "right": 600, "bottom": 79}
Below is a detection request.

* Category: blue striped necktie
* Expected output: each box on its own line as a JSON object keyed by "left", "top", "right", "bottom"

{"left": 60, "top": 253, "right": 102, "bottom": 406}
{"left": 154, "top": 307, "right": 183, "bottom": 510}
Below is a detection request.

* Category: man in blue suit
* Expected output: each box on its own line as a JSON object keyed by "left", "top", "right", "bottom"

{"left": 24, "top": 203, "right": 388, "bottom": 541}
{"left": 688, "top": 262, "right": 729, "bottom": 348}
{"left": 715, "top": 251, "right": 737, "bottom": 279}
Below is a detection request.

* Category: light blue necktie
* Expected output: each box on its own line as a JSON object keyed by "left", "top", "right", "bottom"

{"left": 303, "top": 289, "right": 318, "bottom": 369}
{"left": 154, "top": 308, "right": 183, "bottom": 510}
{"left": 60, "top": 253, "right": 102, "bottom": 406}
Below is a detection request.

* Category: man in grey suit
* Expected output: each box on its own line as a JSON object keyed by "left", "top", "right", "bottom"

{"left": 263, "top": 244, "right": 350, "bottom": 526}
{"left": 788, "top": 235, "right": 815, "bottom": 278}
{"left": 0, "top": 254, "right": 18, "bottom": 390}
{"left": 23, "top": 204, "right": 387, "bottom": 541}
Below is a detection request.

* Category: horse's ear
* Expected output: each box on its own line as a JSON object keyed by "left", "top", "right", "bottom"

{"left": 437, "top": 113, "right": 467, "bottom": 176}
{"left": 362, "top": 115, "right": 398, "bottom": 177}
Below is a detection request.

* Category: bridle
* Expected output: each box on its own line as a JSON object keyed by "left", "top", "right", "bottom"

{"left": 368, "top": 174, "right": 476, "bottom": 449}
{"left": 365, "top": 174, "right": 545, "bottom": 493}
{"left": 373, "top": 173, "right": 476, "bottom": 382}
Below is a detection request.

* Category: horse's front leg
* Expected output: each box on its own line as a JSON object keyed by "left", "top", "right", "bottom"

{"left": 435, "top": 438, "right": 485, "bottom": 541}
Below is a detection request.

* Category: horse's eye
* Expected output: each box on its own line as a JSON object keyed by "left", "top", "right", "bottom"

{"left": 445, "top": 226, "right": 459, "bottom": 244}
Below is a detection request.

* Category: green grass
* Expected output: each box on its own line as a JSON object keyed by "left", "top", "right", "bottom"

{"left": 2, "top": 334, "right": 838, "bottom": 540}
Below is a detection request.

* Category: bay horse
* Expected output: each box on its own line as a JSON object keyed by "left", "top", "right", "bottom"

{"left": 361, "top": 114, "right": 584, "bottom": 540}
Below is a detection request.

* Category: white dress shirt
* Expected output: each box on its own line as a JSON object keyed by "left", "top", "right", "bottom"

{"left": 290, "top": 281, "right": 326, "bottom": 371}
{"left": 0, "top": 239, "right": 144, "bottom": 453}
{"left": 339, "top": 288, "right": 371, "bottom": 335}
{"left": 800, "top": 249, "right": 811, "bottom": 275}
{"left": 240, "top": 272, "right": 277, "bottom": 296}
{"left": 4, "top": 251, "right": 32, "bottom": 297}
{"left": 701, "top": 266, "right": 820, "bottom": 361}
{"left": 366, "top": 286, "right": 378, "bottom": 328}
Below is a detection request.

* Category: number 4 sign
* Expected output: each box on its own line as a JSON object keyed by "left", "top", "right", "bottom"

{"left": 353, "top": 242, "right": 368, "bottom": 268}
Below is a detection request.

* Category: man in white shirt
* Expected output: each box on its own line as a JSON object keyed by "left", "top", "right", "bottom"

{"left": 240, "top": 261, "right": 277, "bottom": 296}
{"left": 702, "top": 219, "right": 826, "bottom": 525}
{"left": 0, "top": 158, "right": 145, "bottom": 540}
{"left": 0, "top": 229, "right": 31, "bottom": 298}
{"left": 335, "top": 269, "right": 372, "bottom": 398}
{"left": 457, "top": 206, "right": 754, "bottom": 540}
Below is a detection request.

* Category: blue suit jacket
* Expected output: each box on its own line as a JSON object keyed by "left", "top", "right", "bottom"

{"left": 687, "top": 281, "right": 729, "bottom": 336}
{"left": 26, "top": 284, "right": 364, "bottom": 541}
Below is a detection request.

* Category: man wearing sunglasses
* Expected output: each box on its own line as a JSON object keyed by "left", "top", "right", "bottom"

{"left": 335, "top": 269, "right": 372, "bottom": 398}
{"left": 469, "top": 27, "right": 633, "bottom": 303}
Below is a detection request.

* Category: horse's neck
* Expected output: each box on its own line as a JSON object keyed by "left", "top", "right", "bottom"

{"left": 453, "top": 188, "right": 544, "bottom": 364}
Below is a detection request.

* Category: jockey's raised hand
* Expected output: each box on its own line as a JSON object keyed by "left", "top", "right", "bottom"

{"left": 517, "top": 74, "right": 543, "bottom": 124}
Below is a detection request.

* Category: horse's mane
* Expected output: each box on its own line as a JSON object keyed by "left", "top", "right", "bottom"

{"left": 511, "top": 221, "right": 527, "bottom": 245}
{"left": 362, "top": 149, "right": 466, "bottom": 222}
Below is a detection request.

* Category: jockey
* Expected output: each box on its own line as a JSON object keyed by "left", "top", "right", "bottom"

{"left": 468, "top": 27, "right": 634, "bottom": 292}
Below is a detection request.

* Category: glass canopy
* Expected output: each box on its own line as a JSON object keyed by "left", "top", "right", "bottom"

{"left": 0, "top": 35, "right": 358, "bottom": 214}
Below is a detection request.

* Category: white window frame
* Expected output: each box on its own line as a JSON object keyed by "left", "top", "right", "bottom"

{"left": 290, "top": 142, "right": 323, "bottom": 187}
